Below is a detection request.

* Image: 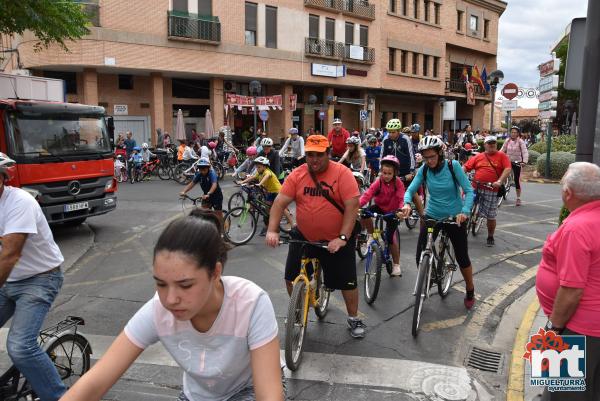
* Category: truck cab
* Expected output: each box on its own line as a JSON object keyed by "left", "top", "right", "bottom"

{"left": 0, "top": 99, "right": 117, "bottom": 225}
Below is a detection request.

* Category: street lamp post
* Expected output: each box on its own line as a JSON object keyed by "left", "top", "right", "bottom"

{"left": 487, "top": 70, "right": 504, "bottom": 133}
{"left": 249, "top": 80, "right": 261, "bottom": 144}
{"left": 307, "top": 94, "right": 319, "bottom": 133}
{"left": 438, "top": 97, "right": 446, "bottom": 135}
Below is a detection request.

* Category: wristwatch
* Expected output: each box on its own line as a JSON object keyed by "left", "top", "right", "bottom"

{"left": 338, "top": 234, "right": 348, "bottom": 241}
{"left": 544, "top": 319, "right": 565, "bottom": 334}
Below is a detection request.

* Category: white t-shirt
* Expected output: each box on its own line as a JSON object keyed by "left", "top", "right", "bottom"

{"left": 0, "top": 186, "right": 64, "bottom": 281}
{"left": 200, "top": 146, "right": 211, "bottom": 159}
{"left": 124, "top": 276, "right": 278, "bottom": 401}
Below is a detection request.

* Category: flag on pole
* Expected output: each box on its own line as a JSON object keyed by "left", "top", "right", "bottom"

{"left": 481, "top": 65, "right": 490, "bottom": 93}
{"left": 470, "top": 65, "right": 486, "bottom": 90}
{"left": 461, "top": 65, "right": 469, "bottom": 82}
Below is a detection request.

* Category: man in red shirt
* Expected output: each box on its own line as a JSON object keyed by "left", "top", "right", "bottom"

{"left": 327, "top": 118, "right": 350, "bottom": 159}
{"left": 463, "top": 136, "right": 511, "bottom": 246}
{"left": 265, "top": 135, "right": 365, "bottom": 338}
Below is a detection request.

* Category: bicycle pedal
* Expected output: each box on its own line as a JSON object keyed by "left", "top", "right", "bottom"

{"left": 447, "top": 263, "right": 457, "bottom": 271}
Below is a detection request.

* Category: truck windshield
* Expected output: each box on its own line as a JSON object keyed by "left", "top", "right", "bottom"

{"left": 7, "top": 111, "right": 111, "bottom": 158}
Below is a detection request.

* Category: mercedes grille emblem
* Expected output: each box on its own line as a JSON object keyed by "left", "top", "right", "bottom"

{"left": 68, "top": 181, "right": 81, "bottom": 196}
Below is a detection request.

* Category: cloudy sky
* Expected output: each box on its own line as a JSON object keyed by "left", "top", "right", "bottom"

{"left": 497, "top": 0, "right": 588, "bottom": 107}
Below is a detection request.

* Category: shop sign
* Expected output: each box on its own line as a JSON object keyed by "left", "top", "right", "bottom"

{"left": 311, "top": 63, "right": 346, "bottom": 78}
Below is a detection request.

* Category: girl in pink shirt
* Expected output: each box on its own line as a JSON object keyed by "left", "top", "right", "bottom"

{"left": 500, "top": 126, "right": 528, "bottom": 206}
{"left": 359, "top": 156, "right": 405, "bottom": 276}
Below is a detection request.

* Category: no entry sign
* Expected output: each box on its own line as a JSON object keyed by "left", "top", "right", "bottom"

{"left": 501, "top": 83, "right": 519, "bottom": 100}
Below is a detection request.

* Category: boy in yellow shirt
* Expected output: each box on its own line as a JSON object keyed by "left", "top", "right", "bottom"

{"left": 240, "top": 156, "right": 293, "bottom": 234}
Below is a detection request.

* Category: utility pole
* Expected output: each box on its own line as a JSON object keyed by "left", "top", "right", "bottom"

{"left": 577, "top": 0, "right": 600, "bottom": 164}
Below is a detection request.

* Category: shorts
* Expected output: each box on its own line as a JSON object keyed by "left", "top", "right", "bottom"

{"left": 477, "top": 189, "right": 498, "bottom": 220}
{"left": 365, "top": 205, "right": 399, "bottom": 245}
{"left": 265, "top": 192, "right": 277, "bottom": 202}
{"left": 284, "top": 228, "right": 358, "bottom": 290}
{"left": 416, "top": 218, "right": 471, "bottom": 269}
{"left": 201, "top": 192, "right": 223, "bottom": 211}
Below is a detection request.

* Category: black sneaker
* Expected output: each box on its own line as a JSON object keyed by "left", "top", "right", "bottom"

{"left": 486, "top": 237, "right": 494, "bottom": 247}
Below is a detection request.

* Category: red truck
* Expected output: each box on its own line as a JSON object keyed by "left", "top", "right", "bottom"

{"left": 0, "top": 74, "right": 117, "bottom": 225}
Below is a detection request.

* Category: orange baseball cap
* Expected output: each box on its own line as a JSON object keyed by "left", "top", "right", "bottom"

{"left": 304, "top": 135, "right": 330, "bottom": 153}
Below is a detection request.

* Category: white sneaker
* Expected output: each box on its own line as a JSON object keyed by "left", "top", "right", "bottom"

{"left": 391, "top": 264, "right": 402, "bottom": 277}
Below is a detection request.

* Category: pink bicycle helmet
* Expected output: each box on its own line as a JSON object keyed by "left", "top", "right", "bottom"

{"left": 380, "top": 155, "right": 400, "bottom": 169}
{"left": 208, "top": 141, "right": 217, "bottom": 149}
{"left": 246, "top": 146, "right": 258, "bottom": 156}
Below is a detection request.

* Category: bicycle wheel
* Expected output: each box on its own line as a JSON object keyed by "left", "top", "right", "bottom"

{"left": 116, "top": 172, "right": 123, "bottom": 183}
{"left": 223, "top": 207, "right": 257, "bottom": 245}
{"left": 279, "top": 211, "right": 293, "bottom": 234}
{"left": 46, "top": 334, "right": 91, "bottom": 389}
{"left": 405, "top": 210, "right": 418, "bottom": 230}
{"left": 227, "top": 192, "right": 246, "bottom": 215}
{"left": 363, "top": 241, "right": 382, "bottom": 305}
{"left": 285, "top": 280, "right": 307, "bottom": 371}
{"left": 173, "top": 165, "right": 189, "bottom": 185}
{"left": 157, "top": 165, "right": 171, "bottom": 180}
{"left": 385, "top": 229, "right": 400, "bottom": 276}
{"left": 356, "top": 228, "right": 368, "bottom": 260}
{"left": 437, "top": 240, "right": 456, "bottom": 298}
{"left": 313, "top": 263, "right": 330, "bottom": 319}
{"left": 129, "top": 170, "right": 135, "bottom": 184}
{"left": 412, "top": 253, "right": 430, "bottom": 337}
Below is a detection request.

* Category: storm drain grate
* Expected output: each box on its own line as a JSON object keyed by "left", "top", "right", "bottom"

{"left": 466, "top": 346, "right": 504, "bottom": 374}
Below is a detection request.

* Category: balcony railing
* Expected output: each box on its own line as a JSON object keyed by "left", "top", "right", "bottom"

{"left": 305, "top": 38, "right": 375, "bottom": 64}
{"left": 445, "top": 79, "right": 489, "bottom": 97}
{"left": 304, "top": 0, "right": 375, "bottom": 20}
{"left": 342, "top": 0, "right": 375, "bottom": 20}
{"left": 167, "top": 11, "right": 221, "bottom": 44}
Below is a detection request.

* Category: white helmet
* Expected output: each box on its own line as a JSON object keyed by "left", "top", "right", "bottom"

{"left": 352, "top": 171, "right": 365, "bottom": 187}
{"left": 418, "top": 136, "right": 444, "bottom": 152}
{"left": 346, "top": 136, "right": 361, "bottom": 145}
{"left": 0, "top": 152, "right": 16, "bottom": 180}
{"left": 333, "top": 118, "right": 342, "bottom": 125}
{"left": 261, "top": 138, "right": 274, "bottom": 147}
{"left": 142, "top": 143, "right": 149, "bottom": 149}
{"left": 253, "top": 156, "right": 270, "bottom": 166}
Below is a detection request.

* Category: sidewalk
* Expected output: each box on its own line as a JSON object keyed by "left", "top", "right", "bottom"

{"left": 506, "top": 291, "right": 546, "bottom": 401}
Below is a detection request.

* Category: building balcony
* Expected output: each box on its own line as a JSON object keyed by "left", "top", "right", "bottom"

{"left": 167, "top": 11, "right": 221, "bottom": 44}
{"left": 445, "top": 79, "right": 489, "bottom": 97}
{"left": 305, "top": 38, "right": 375, "bottom": 64}
{"left": 304, "top": 0, "right": 375, "bottom": 21}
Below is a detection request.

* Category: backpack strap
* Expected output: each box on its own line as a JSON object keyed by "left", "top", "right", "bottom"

{"left": 422, "top": 160, "right": 459, "bottom": 194}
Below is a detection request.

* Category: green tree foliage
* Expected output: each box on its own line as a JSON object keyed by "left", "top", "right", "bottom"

{"left": 0, "top": 0, "right": 91, "bottom": 52}
{"left": 553, "top": 38, "right": 580, "bottom": 132}
{"left": 536, "top": 151, "right": 575, "bottom": 180}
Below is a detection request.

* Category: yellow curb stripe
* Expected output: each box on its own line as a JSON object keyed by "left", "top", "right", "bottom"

{"left": 506, "top": 297, "right": 540, "bottom": 401}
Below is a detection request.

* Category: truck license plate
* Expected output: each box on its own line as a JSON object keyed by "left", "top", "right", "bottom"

{"left": 64, "top": 201, "right": 89, "bottom": 213}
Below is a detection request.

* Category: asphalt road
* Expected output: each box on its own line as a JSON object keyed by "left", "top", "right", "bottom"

{"left": 4, "top": 176, "right": 562, "bottom": 400}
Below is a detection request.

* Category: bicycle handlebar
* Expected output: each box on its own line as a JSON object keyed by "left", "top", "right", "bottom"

{"left": 279, "top": 239, "right": 329, "bottom": 249}
{"left": 359, "top": 209, "right": 400, "bottom": 220}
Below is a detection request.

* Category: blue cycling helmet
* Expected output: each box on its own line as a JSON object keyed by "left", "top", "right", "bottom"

{"left": 133, "top": 146, "right": 141, "bottom": 151}
{"left": 411, "top": 123, "right": 421, "bottom": 133}
{"left": 198, "top": 157, "right": 211, "bottom": 167}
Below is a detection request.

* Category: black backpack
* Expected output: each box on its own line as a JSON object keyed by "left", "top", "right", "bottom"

{"left": 422, "top": 159, "right": 460, "bottom": 195}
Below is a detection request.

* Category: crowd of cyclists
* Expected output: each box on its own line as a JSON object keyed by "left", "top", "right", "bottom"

{"left": 62, "top": 118, "right": 532, "bottom": 401}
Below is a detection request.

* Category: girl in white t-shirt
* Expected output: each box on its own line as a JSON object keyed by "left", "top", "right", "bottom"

{"left": 61, "top": 211, "right": 284, "bottom": 401}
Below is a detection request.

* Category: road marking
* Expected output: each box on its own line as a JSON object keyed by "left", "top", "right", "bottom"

{"left": 504, "top": 259, "right": 528, "bottom": 270}
{"left": 495, "top": 229, "right": 545, "bottom": 243}
{"left": 523, "top": 198, "right": 561, "bottom": 204}
{"left": 496, "top": 218, "right": 556, "bottom": 229}
{"left": 507, "top": 298, "right": 540, "bottom": 401}
{"left": 421, "top": 315, "right": 466, "bottom": 332}
{"left": 458, "top": 265, "right": 538, "bottom": 358}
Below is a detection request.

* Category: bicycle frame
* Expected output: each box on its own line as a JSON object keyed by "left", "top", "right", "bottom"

{"left": 292, "top": 257, "right": 322, "bottom": 326}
